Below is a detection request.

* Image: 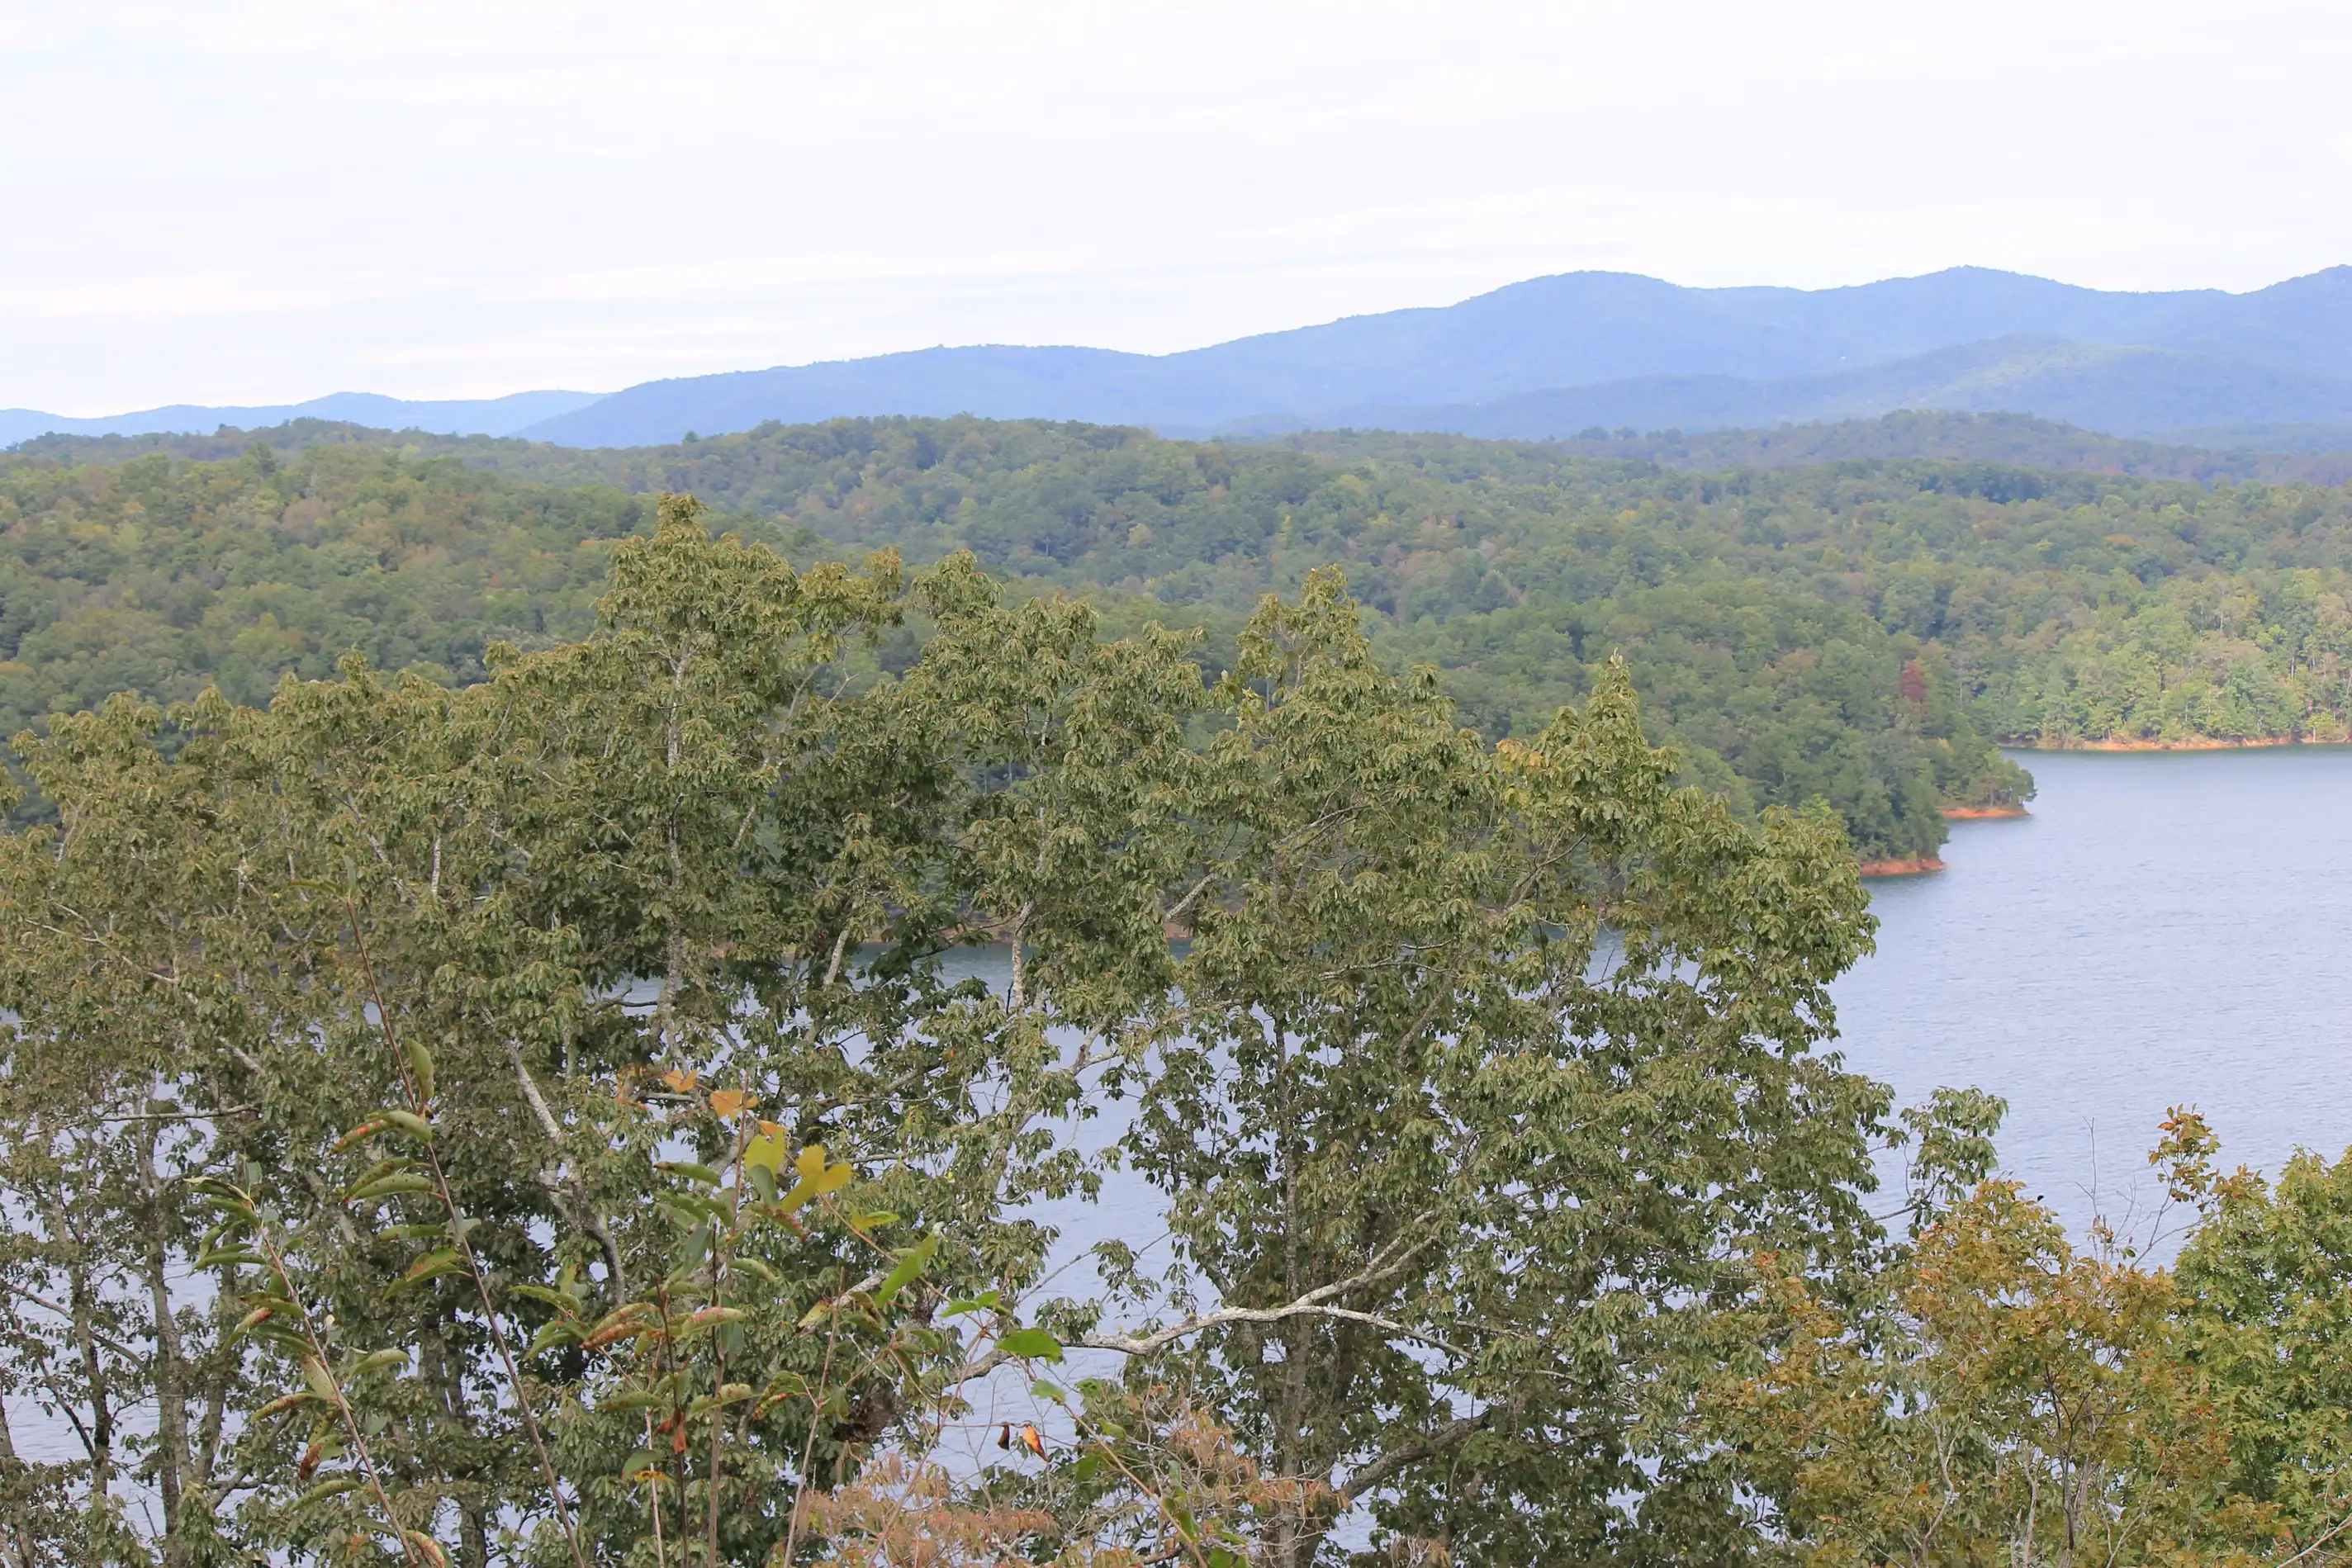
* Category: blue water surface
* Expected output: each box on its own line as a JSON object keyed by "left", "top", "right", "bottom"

{"left": 1835, "top": 746, "right": 2352, "bottom": 1241}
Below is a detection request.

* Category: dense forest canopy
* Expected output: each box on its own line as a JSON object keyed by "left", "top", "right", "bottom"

{"left": 11, "top": 414, "right": 2352, "bottom": 856}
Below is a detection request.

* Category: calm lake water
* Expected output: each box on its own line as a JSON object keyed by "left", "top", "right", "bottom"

{"left": 1838, "top": 746, "right": 2352, "bottom": 1240}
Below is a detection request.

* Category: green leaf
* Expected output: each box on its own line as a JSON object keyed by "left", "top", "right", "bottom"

{"left": 604, "top": 1390, "right": 669, "bottom": 1412}
{"left": 349, "top": 1349, "right": 409, "bottom": 1377}
{"left": 995, "top": 1328, "right": 1063, "bottom": 1362}
{"left": 1029, "top": 1377, "right": 1066, "bottom": 1405}
{"left": 300, "top": 1357, "right": 339, "bottom": 1404}
{"left": 677, "top": 1305, "right": 746, "bottom": 1334}
{"left": 339, "top": 1157, "right": 423, "bottom": 1200}
{"left": 399, "top": 1249, "right": 465, "bottom": 1287}
{"left": 402, "top": 1038, "right": 435, "bottom": 1102}
{"left": 379, "top": 1109, "right": 434, "bottom": 1142}
{"left": 346, "top": 1173, "right": 434, "bottom": 1203}
{"left": 874, "top": 1234, "right": 940, "bottom": 1307}
{"left": 941, "top": 1290, "right": 1002, "bottom": 1318}
{"left": 657, "top": 1160, "right": 723, "bottom": 1187}
{"left": 193, "top": 1247, "right": 264, "bottom": 1270}
{"left": 290, "top": 1475, "right": 365, "bottom": 1509}
{"left": 526, "top": 1322, "right": 583, "bottom": 1357}
{"left": 1071, "top": 1452, "right": 1102, "bottom": 1484}
{"left": 330, "top": 1120, "right": 387, "bottom": 1153}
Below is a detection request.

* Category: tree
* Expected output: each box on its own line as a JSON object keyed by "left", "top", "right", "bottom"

{"left": 0, "top": 504, "right": 1903, "bottom": 1567}
{"left": 1105, "top": 570, "right": 1888, "bottom": 1566}
{"left": 1718, "top": 1106, "right": 2233, "bottom": 1568}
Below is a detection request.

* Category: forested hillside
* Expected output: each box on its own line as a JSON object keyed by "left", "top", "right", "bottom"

{"left": 12, "top": 415, "right": 2352, "bottom": 860}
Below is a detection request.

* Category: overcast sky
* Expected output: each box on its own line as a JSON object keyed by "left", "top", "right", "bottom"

{"left": 5, "top": 0, "right": 2350, "bottom": 413}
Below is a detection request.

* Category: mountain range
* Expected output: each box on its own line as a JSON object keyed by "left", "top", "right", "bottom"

{"left": 0, "top": 389, "right": 600, "bottom": 448}
{"left": 10, "top": 265, "right": 2352, "bottom": 449}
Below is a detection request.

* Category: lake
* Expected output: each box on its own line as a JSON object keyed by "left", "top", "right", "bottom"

{"left": 1838, "top": 746, "right": 2352, "bottom": 1242}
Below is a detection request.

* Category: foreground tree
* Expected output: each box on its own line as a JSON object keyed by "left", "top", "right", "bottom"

{"left": 1107, "top": 572, "right": 1887, "bottom": 1566}
{"left": 0, "top": 500, "right": 1904, "bottom": 1566}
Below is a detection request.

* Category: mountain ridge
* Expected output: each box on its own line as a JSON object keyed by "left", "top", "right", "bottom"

{"left": 517, "top": 264, "right": 2352, "bottom": 446}
{"left": 13, "top": 265, "right": 2352, "bottom": 451}
{"left": 0, "top": 388, "right": 603, "bottom": 447}
{"left": 1216, "top": 334, "right": 2352, "bottom": 441}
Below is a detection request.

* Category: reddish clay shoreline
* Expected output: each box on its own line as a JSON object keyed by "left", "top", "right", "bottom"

{"left": 1942, "top": 803, "right": 2029, "bottom": 819}
{"left": 1858, "top": 855, "right": 1947, "bottom": 876}
{"left": 2024, "top": 734, "right": 2322, "bottom": 752}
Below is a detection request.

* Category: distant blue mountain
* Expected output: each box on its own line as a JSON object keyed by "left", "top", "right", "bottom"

{"left": 0, "top": 389, "right": 604, "bottom": 448}
{"left": 518, "top": 265, "right": 2352, "bottom": 446}
{"left": 17, "top": 266, "right": 2352, "bottom": 452}
{"left": 1215, "top": 335, "right": 2352, "bottom": 442}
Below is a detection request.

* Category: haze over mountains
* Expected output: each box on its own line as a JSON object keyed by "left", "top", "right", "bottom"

{"left": 12, "top": 265, "right": 2352, "bottom": 450}
{"left": 0, "top": 389, "right": 600, "bottom": 448}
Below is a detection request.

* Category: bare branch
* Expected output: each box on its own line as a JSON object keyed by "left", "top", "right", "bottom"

{"left": 508, "top": 1048, "right": 565, "bottom": 1145}
{"left": 1046, "top": 1225, "right": 1447, "bottom": 1359}
{"left": 1161, "top": 871, "right": 1219, "bottom": 931}
{"left": 1338, "top": 1407, "right": 1499, "bottom": 1505}
{"left": 1081, "top": 1303, "right": 1465, "bottom": 1360}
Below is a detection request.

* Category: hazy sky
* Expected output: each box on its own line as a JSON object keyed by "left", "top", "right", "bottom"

{"left": 6, "top": 0, "right": 2350, "bottom": 413}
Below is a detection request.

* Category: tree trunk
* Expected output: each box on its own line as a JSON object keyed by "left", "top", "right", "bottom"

{"left": 0, "top": 1389, "right": 38, "bottom": 1568}
{"left": 45, "top": 1194, "right": 111, "bottom": 1507}
{"left": 140, "top": 1125, "right": 192, "bottom": 1566}
{"left": 460, "top": 1499, "right": 491, "bottom": 1568}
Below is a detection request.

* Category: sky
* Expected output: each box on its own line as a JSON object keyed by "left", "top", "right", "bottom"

{"left": 3, "top": 0, "right": 2350, "bottom": 415}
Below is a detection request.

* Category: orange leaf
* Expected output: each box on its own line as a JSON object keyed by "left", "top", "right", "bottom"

{"left": 662, "top": 1068, "right": 699, "bottom": 1094}
{"left": 709, "top": 1088, "right": 756, "bottom": 1120}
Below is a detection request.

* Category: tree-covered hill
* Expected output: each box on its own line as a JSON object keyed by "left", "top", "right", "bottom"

{"left": 26, "top": 408, "right": 2352, "bottom": 487}
{"left": 12, "top": 415, "right": 2352, "bottom": 858}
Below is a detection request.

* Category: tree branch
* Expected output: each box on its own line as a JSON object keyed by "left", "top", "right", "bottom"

{"left": 1338, "top": 1408, "right": 1500, "bottom": 1505}
{"left": 1068, "top": 1226, "right": 1446, "bottom": 1357}
{"left": 1080, "top": 1303, "right": 1464, "bottom": 1360}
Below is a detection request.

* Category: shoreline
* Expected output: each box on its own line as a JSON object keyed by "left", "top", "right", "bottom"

{"left": 1859, "top": 855, "right": 1947, "bottom": 877}
{"left": 1942, "top": 803, "right": 2028, "bottom": 819}
{"left": 2018, "top": 734, "right": 2340, "bottom": 753}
